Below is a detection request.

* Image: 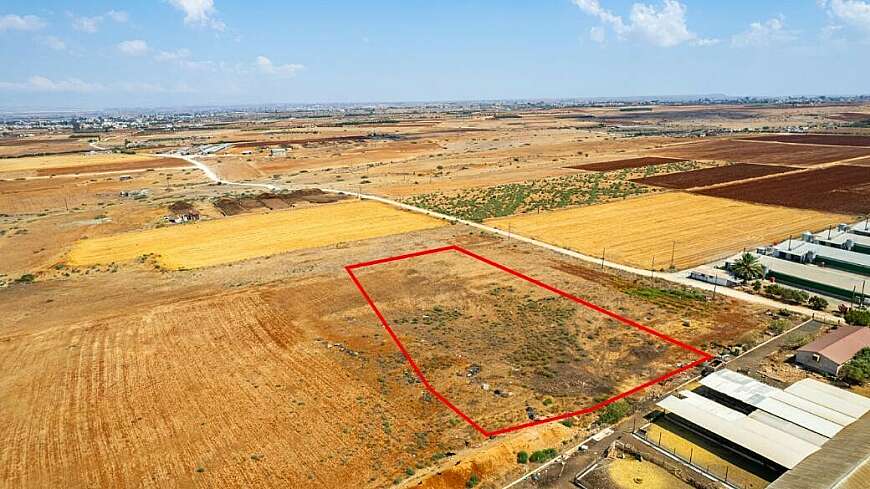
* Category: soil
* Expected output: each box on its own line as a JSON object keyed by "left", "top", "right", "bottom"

{"left": 651, "top": 138, "right": 870, "bottom": 166}
{"left": 695, "top": 165, "right": 870, "bottom": 215}
{"left": 568, "top": 157, "right": 687, "bottom": 172}
{"left": 741, "top": 134, "right": 870, "bottom": 147}
{"left": 631, "top": 163, "right": 796, "bottom": 189}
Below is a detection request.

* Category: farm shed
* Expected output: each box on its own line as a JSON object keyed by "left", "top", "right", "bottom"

{"left": 766, "top": 411, "right": 870, "bottom": 489}
{"left": 656, "top": 390, "right": 820, "bottom": 469}
{"left": 850, "top": 219, "right": 870, "bottom": 238}
{"left": 751, "top": 254, "right": 869, "bottom": 304}
{"left": 796, "top": 326, "right": 870, "bottom": 376}
{"left": 657, "top": 370, "right": 870, "bottom": 473}
{"left": 770, "top": 240, "right": 870, "bottom": 277}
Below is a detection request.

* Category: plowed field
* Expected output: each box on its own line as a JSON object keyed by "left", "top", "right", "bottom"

{"left": 652, "top": 139, "right": 870, "bottom": 166}
{"left": 632, "top": 163, "right": 796, "bottom": 189}
{"left": 741, "top": 134, "right": 870, "bottom": 147}
{"left": 568, "top": 157, "right": 686, "bottom": 171}
{"left": 695, "top": 165, "right": 870, "bottom": 215}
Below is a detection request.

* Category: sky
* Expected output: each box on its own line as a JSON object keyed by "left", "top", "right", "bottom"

{"left": 0, "top": 0, "right": 869, "bottom": 109}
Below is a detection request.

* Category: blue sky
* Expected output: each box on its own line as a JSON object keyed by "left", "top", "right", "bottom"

{"left": 0, "top": 1, "right": 868, "bottom": 109}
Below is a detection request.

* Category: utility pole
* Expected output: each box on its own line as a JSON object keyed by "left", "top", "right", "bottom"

{"left": 670, "top": 240, "right": 676, "bottom": 270}
{"left": 650, "top": 256, "right": 656, "bottom": 279}
{"left": 601, "top": 248, "right": 606, "bottom": 269}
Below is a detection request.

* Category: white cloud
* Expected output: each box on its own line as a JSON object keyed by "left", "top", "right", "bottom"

{"left": 69, "top": 10, "right": 129, "bottom": 33}
{"left": 106, "top": 10, "right": 129, "bottom": 23}
{"left": 589, "top": 26, "right": 606, "bottom": 43}
{"left": 72, "top": 15, "right": 102, "bottom": 33}
{"left": 0, "top": 76, "right": 103, "bottom": 93}
{"left": 168, "top": 0, "right": 225, "bottom": 31}
{"left": 39, "top": 36, "right": 66, "bottom": 51}
{"left": 573, "top": 0, "right": 707, "bottom": 47}
{"left": 256, "top": 56, "right": 304, "bottom": 76}
{"left": 0, "top": 14, "right": 45, "bottom": 31}
{"left": 155, "top": 48, "right": 191, "bottom": 62}
{"left": 117, "top": 40, "right": 149, "bottom": 56}
{"left": 823, "top": 0, "right": 870, "bottom": 32}
{"left": 731, "top": 15, "right": 797, "bottom": 47}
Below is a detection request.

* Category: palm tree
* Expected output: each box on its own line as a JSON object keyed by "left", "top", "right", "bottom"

{"left": 731, "top": 252, "right": 765, "bottom": 282}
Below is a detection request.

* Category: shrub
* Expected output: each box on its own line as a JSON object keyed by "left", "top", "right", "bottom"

{"left": 597, "top": 400, "right": 631, "bottom": 425}
{"left": 15, "top": 273, "right": 35, "bottom": 284}
{"left": 559, "top": 419, "right": 574, "bottom": 428}
{"left": 529, "top": 448, "right": 558, "bottom": 463}
{"left": 466, "top": 474, "right": 480, "bottom": 488}
{"left": 844, "top": 308, "right": 870, "bottom": 326}
{"left": 405, "top": 467, "right": 415, "bottom": 476}
{"left": 808, "top": 296, "right": 829, "bottom": 311}
{"left": 517, "top": 451, "right": 529, "bottom": 464}
{"left": 841, "top": 348, "right": 870, "bottom": 385}
{"left": 768, "top": 319, "right": 789, "bottom": 335}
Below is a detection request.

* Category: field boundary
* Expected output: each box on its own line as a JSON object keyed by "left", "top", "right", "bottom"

{"left": 345, "top": 244, "right": 713, "bottom": 437}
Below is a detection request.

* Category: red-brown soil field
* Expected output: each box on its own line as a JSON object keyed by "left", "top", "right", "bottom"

{"left": 568, "top": 156, "right": 686, "bottom": 171}
{"left": 741, "top": 134, "right": 870, "bottom": 146}
{"left": 652, "top": 139, "right": 870, "bottom": 166}
{"left": 631, "top": 163, "right": 797, "bottom": 189}
{"left": 695, "top": 165, "right": 870, "bottom": 215}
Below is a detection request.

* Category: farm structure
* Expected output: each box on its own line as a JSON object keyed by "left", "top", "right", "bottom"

{"left": 655, "top": 370, "right": 870, "bottom": 473}
{"left": 795, "top": 326, "right": 870, "bottom": 376}
{"left": 695, "top": 165, "right": 870, "bottom": 215}
{"left": 650, "top": 139, "right": 870, "bottom": 166}
{"left": 486, "top": 192, "right": 847, "bottom": 270}
{"left": 744, "top": 254, "right": 870, "bottom": 304}
{"left": 66, "top": 200, "right": 445, "bottom": 269}
{"left": 813, "top": 224, "right": 870, "bottom": 255}
{"left": 631, "top": 163, "right": 796, "bottom": 189}
{"left": 767, "top": 238, "right": 870, "bottom": 276}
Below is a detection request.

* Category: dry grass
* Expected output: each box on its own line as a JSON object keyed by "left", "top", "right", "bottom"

{"left": 486, "top": 192, "right": 848, "bottom": 270}
{"left": 606, "top": 458, "right": 692, "bottom": 489}
{"left": 0, "top": 153, "right": 170, "bottom": 173}
{"left": 66, "top": 200, "right": 444, "bottom": 269}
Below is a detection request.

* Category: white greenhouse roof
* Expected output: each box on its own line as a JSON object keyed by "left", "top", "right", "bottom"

{"left": 785, "top": 378, "right": 870, "bottom": 420}
{"left": 657, "top": 395, "right": 820, "bottom": 469}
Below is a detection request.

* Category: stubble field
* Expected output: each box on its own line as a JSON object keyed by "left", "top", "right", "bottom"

{"left": 66, "top": 200, "right": 446, "bottom": 269}
{"left": 486, "top": 192, "right": 848, "bottom": 270}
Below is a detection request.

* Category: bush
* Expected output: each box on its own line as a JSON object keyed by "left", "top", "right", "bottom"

{"left": 597, "top": 400, "right": 631, "bottom": 425}
{"left": 517, "top": 451, "right": 529, "bottom": 464}
{"left": 529, "top": 448, "right": 558, "bottom": 463}
{"left": 844, "top": 308, "right": 870, "bottom": 326}
{"left": 15, "top": 273, "right": 35, "bottom": 284}
{"left": 559, "top": 419, "right": 574, "bottom": 428}
{"left": 763, "top": 284, "right": 809, "bottom": 305}
{"left": 768, "top": 319, "right": 789, "bottom": 335}
{"left": 808, "top": 296, "right": 829, "bottom": 311}
{"left": 841, "top": 348, "right": 870, "bottom": 385}
{"left": 466, "top": 474, "right": 480, "bottom": 488}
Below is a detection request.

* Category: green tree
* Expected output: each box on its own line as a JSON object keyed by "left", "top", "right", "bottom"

{"left": 808, "top": 296, "right": 829, "bottom": 311}
{"left": 731, "top": 253, "right": 765, "bottom": 282}
{"left": 844, "top": 308, "right": 870, "bottom": 326}
{"left": 516, "top": 451, "right": 529, "bottom": 464}
{"left": 841, "top": 348, "right": 870, "bottom": 385}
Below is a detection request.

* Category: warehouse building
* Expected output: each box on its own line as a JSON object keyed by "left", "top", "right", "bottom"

{"left": 749, "top": 254, "right": 869, "bottom": 304}
{"left": 796, "top": 325, "right": 870, "bottom": 376}
{"left": 656, "top": 370, "right": 870, "bottom": 473}
{"left": 770, "top": 240, "right": 870, "bottom": 276}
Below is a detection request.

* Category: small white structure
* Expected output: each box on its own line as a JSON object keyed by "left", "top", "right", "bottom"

{"left": 270, "top": 148, "right": 288, "bottom": 157}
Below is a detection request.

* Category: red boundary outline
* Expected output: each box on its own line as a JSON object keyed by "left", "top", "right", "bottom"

{"left": 345, "top": 245, "right": 713, "bottom": 437}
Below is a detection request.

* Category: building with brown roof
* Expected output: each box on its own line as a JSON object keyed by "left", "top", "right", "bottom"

{"left": 796, "top": 325, "right": 870, "bottom": 376}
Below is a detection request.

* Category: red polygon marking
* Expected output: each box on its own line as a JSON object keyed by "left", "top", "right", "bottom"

{"left": 345, "top": 245, "right": 713, "bottom": 437}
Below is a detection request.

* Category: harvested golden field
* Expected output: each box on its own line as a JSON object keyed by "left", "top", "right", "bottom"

{"left": 0, "top": 153, "right": 187, "bottom": 178}
{"left": 66, "top": 200, "right": 445, "bottom": 269}
{"left": 486, "top": 192, "right": 848, "bottom": 270}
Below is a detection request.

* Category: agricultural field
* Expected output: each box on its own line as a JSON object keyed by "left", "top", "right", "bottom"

{"left": 651, "top": 138, "right": 870, "bottom": 166}
{"left": 350, "top": 247, "right": 706, "bottom": 433}
{"left": 0, "top": 136, "right": 93, "bottom": 157}
{"left": 403, "top": 161, "right": 705, "bottom": 222}
{"left": 567, "top": 156, "right": 687, "bottom": 171}
{"left": 696, "top": 165, "right": 870, "bottom": 215}
{"left": 486, "top": 192, "right": 848, "bottom": 270}
{"left": 0, "top": 153, "right": 188, "bottom": 178}
{"left": 740, "top": 134, "right": 870, "bottom": 146}
{"left": 66, "top": 200, "right": 445, "bottom": 269}
{"left": 632, "top": 163, "right": 797, "bottom": 189}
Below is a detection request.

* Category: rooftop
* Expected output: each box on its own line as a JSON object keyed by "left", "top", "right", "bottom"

{"left": 773, "top": 240, "right": 870, "bottom": 268}
{"left": 798, "top": 326, "right": 870, "bottom": 366}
